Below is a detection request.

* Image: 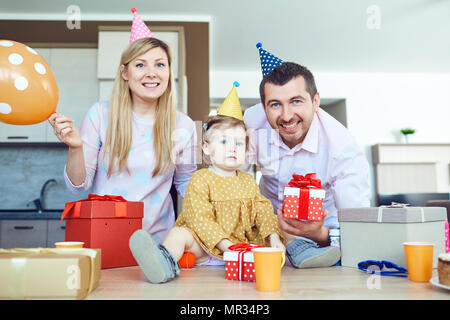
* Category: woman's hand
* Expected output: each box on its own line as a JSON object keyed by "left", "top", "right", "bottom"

{"left": 48, "top": 112, "right": 82, "bottom": 148}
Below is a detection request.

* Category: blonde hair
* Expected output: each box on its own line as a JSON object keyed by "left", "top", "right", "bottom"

{"left": 104, "top": 38, "right": 176, "bottom": 177}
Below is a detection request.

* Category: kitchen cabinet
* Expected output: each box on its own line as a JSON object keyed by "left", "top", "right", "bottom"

{"left": 0, "top": 220, "right": 47, "bottom": 248}
{"left": 45, "top": 48, "right": 99, "bottom": 142}
{"left": 372, "top": 143, "right": 450, "bottom": 194}
{"left": 0, "top": 219, "right": 66, "bottom": 249}
{"left": 46, "top": 219, "right": 66, "bottom": 247}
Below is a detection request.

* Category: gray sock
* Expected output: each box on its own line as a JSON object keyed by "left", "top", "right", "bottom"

{"left": 159, "top": 244, "right": 180, "bottom": 277}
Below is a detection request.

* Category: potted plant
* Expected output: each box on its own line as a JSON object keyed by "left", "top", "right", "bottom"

{"left": 400, "top": 128, "right": 415, "bottom": 143}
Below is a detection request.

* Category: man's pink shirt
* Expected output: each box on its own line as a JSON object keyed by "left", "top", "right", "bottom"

{"left": 243, "top": 104, "right": 371, "bottom": 230}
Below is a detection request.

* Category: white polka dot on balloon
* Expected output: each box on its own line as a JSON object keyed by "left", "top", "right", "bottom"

{"left": 8, "top": 53, "right": 23, "bottom": 65}
{"left": 0, "top": 40, "right": 14, "bottom": 47}
{"left": 0, "top": 103, "right": 12, "bottom": 114}
{"left": 26, "top": 46, "right": 38, "bottom": 55}
{"left": 34, "top": 62, "right": 46, "bottom": 75}
{"left": 14, "top": 77, "right": 28, "bottom": 91}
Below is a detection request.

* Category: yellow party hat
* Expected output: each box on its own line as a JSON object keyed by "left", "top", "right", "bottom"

{"left": 217, "top": 81, "right": 243, "bottom": 120}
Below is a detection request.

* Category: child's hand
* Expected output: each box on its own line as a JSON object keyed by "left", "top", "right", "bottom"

{"left": 216, "top": 239, "right": 233, "bottom": 252}
{"left": 269, "top": 234, "right": 285, "bottom": 253}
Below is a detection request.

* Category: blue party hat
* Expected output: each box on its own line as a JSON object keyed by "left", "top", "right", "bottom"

{"left": 256, "top": 42, "right": 283, "bottom": 76}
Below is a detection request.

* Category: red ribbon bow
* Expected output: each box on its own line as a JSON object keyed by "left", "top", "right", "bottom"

{"left": 288, "top": 173, "right": 322, "bottom": 189}
{"left": 229, "top": 243, "right": 262, "bottom": 253}
{"left": 228, "top": 243, "right": 263, "bottom": 280}
{"left": 60, "top": 194, "right": 127, "bottom": 222}
{"left": 84, "top": 194, "right": 126, "bottom": 202}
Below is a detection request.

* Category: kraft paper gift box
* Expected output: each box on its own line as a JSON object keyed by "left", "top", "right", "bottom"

{"left": 0, "top": 248, "right": 101, "bottom": 300}
{"left": 338, "top": 206, "right": 447, "bottom": 268}
{"left": 223, "top": 244, "right": 261, "bottom": 282}
{"left": 283, "top": 173, "right": 326, "bottom": 221}
{"left": 61, "top": 194, "right": 143, "bottom": 269}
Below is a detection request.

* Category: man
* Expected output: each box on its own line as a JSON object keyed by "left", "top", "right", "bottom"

{"left": 244, "top": 44, "right": 371, "bottom": 268}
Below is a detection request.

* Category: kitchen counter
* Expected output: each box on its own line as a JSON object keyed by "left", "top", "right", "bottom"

{"left": 0, "top": 210, "right": 63, "bottom": 220}
{"left": 86, "top": 265, "right": 449, "bottom": 300}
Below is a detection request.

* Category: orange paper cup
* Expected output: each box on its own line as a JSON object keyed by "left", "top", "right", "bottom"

{"left": 403, "top": 242, "right": 434, "bottom": 282}
{"left": 252, "top": 247, "right": 285, "bottom": 292}
{"left": 54, "top": 241, "right": 84, "bottom": 248}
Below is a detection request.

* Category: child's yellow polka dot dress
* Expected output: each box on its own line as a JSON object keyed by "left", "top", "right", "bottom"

{"left": 175, "top": 168, "right": 283, "bottom": 258}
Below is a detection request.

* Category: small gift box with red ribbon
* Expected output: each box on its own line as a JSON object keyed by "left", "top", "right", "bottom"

{"left": 283, "top": 173, "right": 326, "bottom": 221}
{"left": 223, "top": 243, "right": 262, "bottom": 282}
{"left": 60, "top": 194, "right": 143, "bottom": 269}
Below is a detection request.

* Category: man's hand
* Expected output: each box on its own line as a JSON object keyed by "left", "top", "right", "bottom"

{"left": 276, "top": 206, "right": 330, "bottom": 247}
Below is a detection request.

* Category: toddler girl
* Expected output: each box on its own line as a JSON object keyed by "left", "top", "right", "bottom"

{"left": 129, "top": 112, "right": 285, "bottom": 283}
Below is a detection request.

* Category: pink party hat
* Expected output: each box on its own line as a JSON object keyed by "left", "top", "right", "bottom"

{"left": 129, "top": 7, "right": 154, "bottom": 43}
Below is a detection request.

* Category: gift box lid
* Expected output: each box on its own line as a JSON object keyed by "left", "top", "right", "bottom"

{"left": 223, "top": 251, "right": 254, "bottom": 263}
{"left": 338, "top": 206, "right": 447, "bottom": 223}
{"left": 65, "top": 200, "right": 143, "bottom": 219}
{"left": 283, "top": 186, "right": 325, "bottom": 198}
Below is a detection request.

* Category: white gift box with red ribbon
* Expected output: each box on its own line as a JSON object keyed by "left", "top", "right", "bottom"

{"left": 223, "top": 251, "right": 255, "bottom": 281}
{"left": 223, "top": 243, "right": 262, "bottom": 282}
{"left": 282, "top": 173, "right": 325, "bottom": 221}
{"left": 283, "top": 187, "right": 325, "bottom": 220}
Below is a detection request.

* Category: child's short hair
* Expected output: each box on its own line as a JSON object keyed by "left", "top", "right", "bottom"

{"left": 202, "top": 115, "right": 248, "bottom": 166}
{"left": 202, "top": 115, "right": 247, "bottom": 143}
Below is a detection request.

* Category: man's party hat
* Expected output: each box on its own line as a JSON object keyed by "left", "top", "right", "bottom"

{"left": 129, "top": 7, "right": 154, "bottom": 43}
{"left": 256, "top": 42, "right": 283, "bottom": 76}
{"left": 217, "top": 81, "right": 243, "bottom": 120}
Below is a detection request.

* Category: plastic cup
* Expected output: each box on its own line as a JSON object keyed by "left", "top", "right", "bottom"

{"left": 251, "top": 247, "right": 285, "bottom": 291}
{"left": 403, "top": 242, "right": 434, "bottom": 282}
{"left": 54, "top": 241, "right": 84, "bottom": 248}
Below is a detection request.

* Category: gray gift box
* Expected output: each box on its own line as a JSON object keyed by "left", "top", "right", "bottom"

{"left": 338, "top": 206, "right": 447, "bottom": 268}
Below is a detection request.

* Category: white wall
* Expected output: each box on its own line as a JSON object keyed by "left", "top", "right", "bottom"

{"left": 210, "top": 70, "right": 450, "bottom": 203}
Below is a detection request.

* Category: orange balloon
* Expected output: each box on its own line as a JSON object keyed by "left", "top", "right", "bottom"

{"left": 0, "top": 40, "right": 58, "bottom": 125}
{"left": 178, "top": 252, "right": 196, "bottom": 268}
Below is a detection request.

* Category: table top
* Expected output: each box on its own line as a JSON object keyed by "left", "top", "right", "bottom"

{"left": 86, "top": 265, "right": 449, "bottom": 300}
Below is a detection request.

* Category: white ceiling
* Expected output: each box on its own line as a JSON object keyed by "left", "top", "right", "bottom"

{"left": 1, "top": 0, "right": 450, "bottom": 73}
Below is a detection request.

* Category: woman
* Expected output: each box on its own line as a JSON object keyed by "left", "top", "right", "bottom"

{"left": 48, "top": 37, "right": 197, "bottom": 243}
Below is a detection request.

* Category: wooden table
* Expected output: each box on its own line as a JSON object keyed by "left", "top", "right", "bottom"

{"left": 86, "top": 265, "right": 449, "bottom": 300}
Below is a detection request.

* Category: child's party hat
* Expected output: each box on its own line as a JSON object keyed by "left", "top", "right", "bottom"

{"left": 256, "top": 42, "right": 283, "bottom": 76}
{"left": 217, "top": 81, "right": 243, "bottom": 120}
{"left": 129, "top": 7, "right": 154, "bottom": 43}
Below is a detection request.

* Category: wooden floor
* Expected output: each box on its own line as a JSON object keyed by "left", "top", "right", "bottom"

{"left": 86, "top": 265, "right": 449, "bottom": 300}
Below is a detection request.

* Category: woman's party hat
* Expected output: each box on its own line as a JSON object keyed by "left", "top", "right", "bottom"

{"left": 129, "top": 7, "right": 154, "bottom": 43}
{"left": 217, "top": 81, "right": 243, "bottom": 120}
{"left": 256, "top": 42, "right": 283, "bottom": 76}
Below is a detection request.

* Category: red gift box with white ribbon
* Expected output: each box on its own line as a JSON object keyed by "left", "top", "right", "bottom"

{"left": 223, "top": 243, "right": 262, "bottom": 282}
{"left": 283, "top": 173, "right": 326, "bottom": 221}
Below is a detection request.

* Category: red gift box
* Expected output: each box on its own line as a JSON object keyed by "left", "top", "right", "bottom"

{"left": 223, "top": 243, "right": 262, "bottom": 282}
{"left": 60, "top": 194, "right": 143, "bottom": 269}
{"left": 283, "top": 173, "right": 326, "bottom": 221}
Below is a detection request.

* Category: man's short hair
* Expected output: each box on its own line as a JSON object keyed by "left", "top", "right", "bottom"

{"left": 259, "top": 62, "right": 317, "bottom": 105}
